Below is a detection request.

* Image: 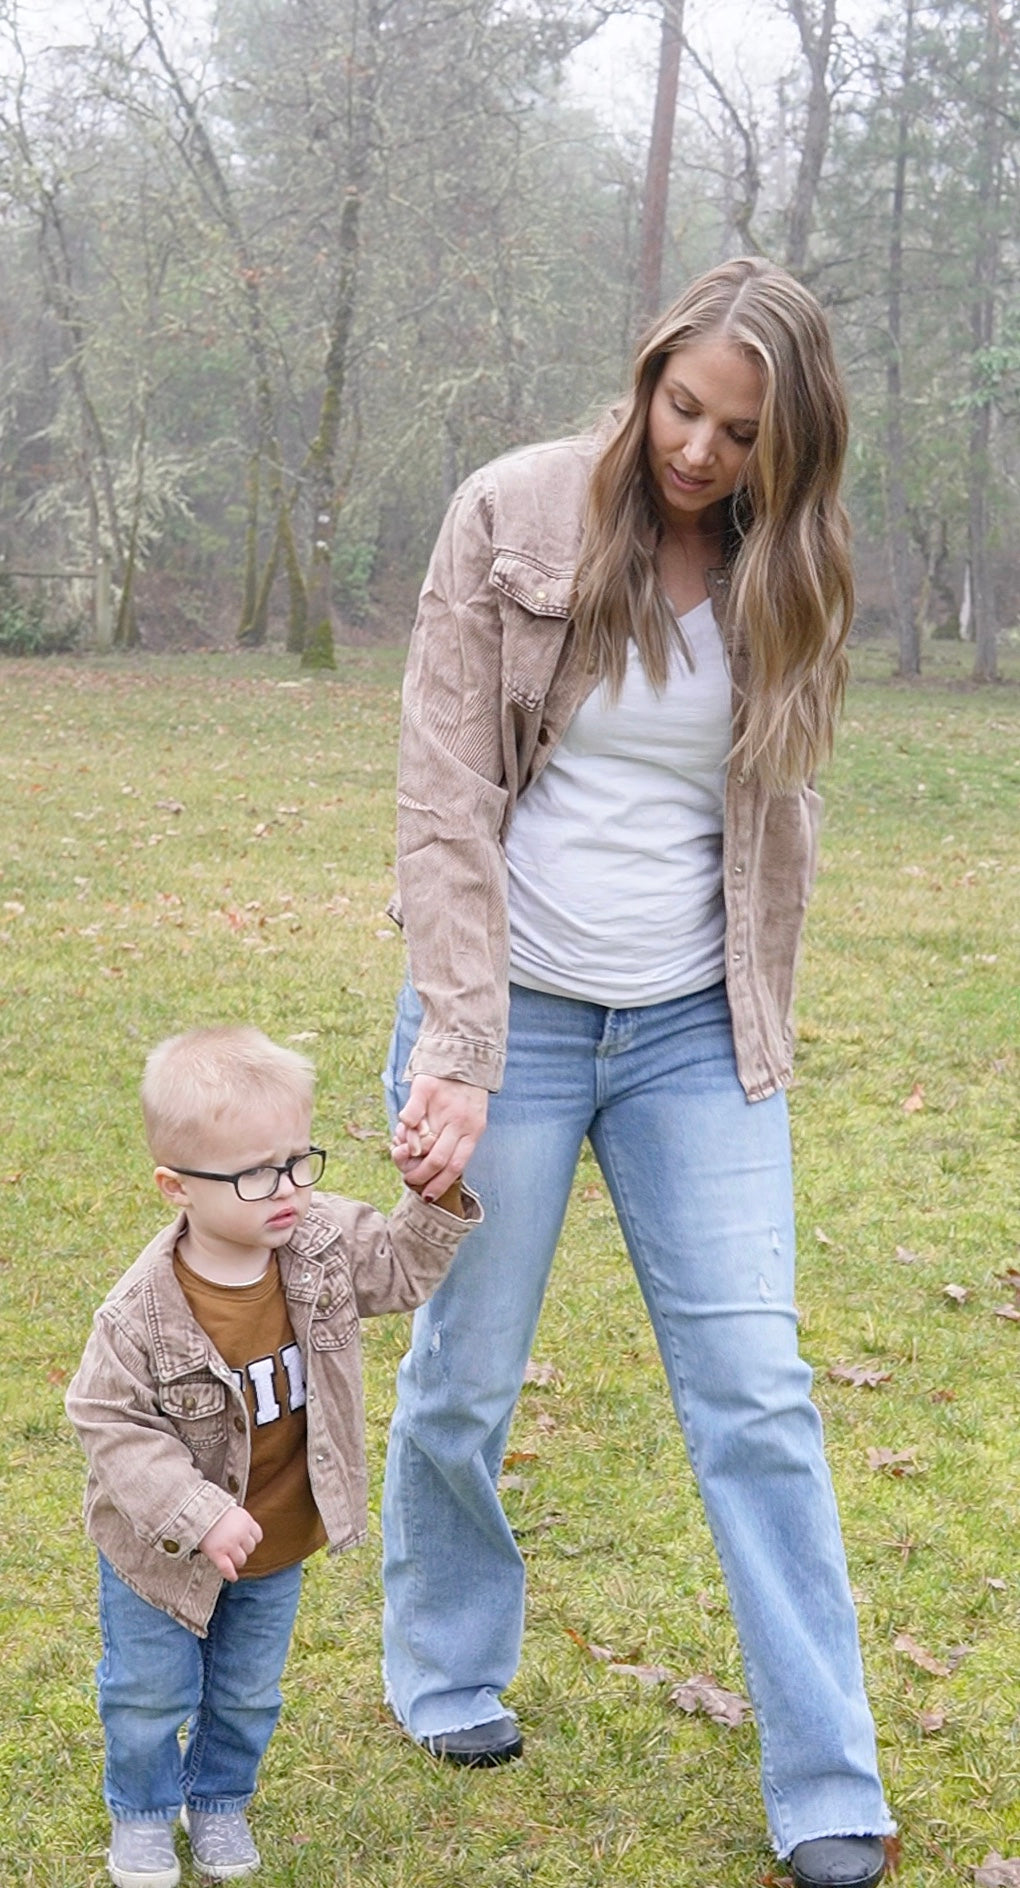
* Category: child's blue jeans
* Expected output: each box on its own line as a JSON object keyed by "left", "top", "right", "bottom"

{"left": 97, "top": 1553, "right": 302, "bottom": 1821}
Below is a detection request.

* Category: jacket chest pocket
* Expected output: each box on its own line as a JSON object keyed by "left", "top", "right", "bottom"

{"left": 309, "top": 1285, "right": 359, "bottom": 1353}
{"left": 491, "top": 557, "right": 573, "bottom": 712}
{"left": 159, "top": 1377, "right": 229, "bottom": 1454}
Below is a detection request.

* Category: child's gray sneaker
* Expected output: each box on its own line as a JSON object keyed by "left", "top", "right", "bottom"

{"left": 107, "top": 1818, "right": 180, "bottom": 1888}
{"left": 180, "top": 1806, "right": 260, "bottom": 1880}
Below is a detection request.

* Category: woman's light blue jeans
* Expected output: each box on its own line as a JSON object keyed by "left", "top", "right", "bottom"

{"left": 381, "top": 979, "right": 892, "bottom": 1856}
{"left": 97, "top": 1554, "right": 302, "bottom": 1821}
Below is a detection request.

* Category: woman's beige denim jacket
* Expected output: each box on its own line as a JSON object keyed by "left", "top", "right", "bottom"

{"left": 65, "top": 1186, "right": 479, "bottom": 1634}
{"left": 394, "top": 430, "right": 823, "bottom": 1105}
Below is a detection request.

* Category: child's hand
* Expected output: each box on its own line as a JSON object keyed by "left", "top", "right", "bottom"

{"left": 392, "top": 1116, "right": 466, "bottom": 1216}
{"left": 198, "top": 1506, "right": 263, "bottom": 1580}
{"left": 392, "top": 1076, "right": 487, "bottom": 1203}
{"left": 391, "top": 1116, "right": 432, "bottom": 1166}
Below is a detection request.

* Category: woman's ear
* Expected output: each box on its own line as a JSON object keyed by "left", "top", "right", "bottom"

{"left": 154, "top": 1166, "right": 191, "bottom": 1209}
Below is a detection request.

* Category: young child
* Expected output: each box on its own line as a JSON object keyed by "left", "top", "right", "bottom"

{"left": 66, "top": 1025, "right": 478, "bottom": 1888}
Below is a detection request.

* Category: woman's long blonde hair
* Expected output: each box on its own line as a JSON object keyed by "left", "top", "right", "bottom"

{"left": 571, "top": 257, "right": 854, "bottom": 792}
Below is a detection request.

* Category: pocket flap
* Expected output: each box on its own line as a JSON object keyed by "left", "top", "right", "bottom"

{"left": 160, "top": 1379, "right": 226, "bottom": 1420}
{"left": 490, "top": 553, "right": 573, "bottom": 618}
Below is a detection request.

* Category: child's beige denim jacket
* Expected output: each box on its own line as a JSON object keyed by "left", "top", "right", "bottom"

{"left": 393, "top": 431, "right": 822, "bottom": 1105}
{"left": 66, "top": 1186, "right": 479, "bottom": 1634}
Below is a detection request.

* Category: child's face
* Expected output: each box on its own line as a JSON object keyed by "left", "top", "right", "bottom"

{"left": 157, "top": 1099, "right": 316, "bottom": 1277}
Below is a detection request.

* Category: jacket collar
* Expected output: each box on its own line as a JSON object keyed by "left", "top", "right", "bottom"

{"left": 135, "top": 1202, "right": 339, "bottom": 1380}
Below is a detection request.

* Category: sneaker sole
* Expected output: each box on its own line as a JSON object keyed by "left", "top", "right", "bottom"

{"left": 180, "top": 1808, "right": 260, "bottom": 1882}
{"left": 107, "top": 1850, "right": 180, "bottom": 1888}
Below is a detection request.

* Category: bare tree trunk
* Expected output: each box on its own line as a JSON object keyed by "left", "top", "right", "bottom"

{"left": 968, "top": 0, "right": 1005, "bottom": 683}
{"left": 638, "top": 0, "right": 685, "bottom": 329}
{"left": 139, "top": 0, "right": 289, "bottom": 648}
{"left": 115, "top": 389, "right": 151, "bottom": 648}
{"left": 783, "top": 0, "right": 837, "bottom": 273}
{"left": 682, "top": 40, "right": 761, "bottom": 255}
{"left": 301, "top": 0, "right": 381, "bottom": 670}
{"left": 886, "top": 0, "right": 918, "bottom": 676}
{"left": 302, "top": 186, "right": 364, "bottom": 669}
{"left": 38, "top": 200, "right": 138, "bottom": 645}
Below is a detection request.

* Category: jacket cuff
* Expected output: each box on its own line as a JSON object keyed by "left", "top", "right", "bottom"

{"left": 393, "top": 1182, "right": 483, "bottom": 1240}
{"left": 155, "top": 1480, "right": 237, "bottom": 1559}
{"left": 405, "top": 1031, "right": 506, "bottom": 1094}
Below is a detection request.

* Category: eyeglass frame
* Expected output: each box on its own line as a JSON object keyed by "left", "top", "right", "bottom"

{"left": 166, "top": 1147, "right": 328, "bottom": 1201}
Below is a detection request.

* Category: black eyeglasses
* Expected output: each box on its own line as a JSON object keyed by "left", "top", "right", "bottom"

{"left": 168, "top": 1147, "right": 327, "bottom": 1202}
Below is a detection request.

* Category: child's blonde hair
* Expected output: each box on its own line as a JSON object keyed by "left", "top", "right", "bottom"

{"left": 141, "top": 1026, "right": 315, "bottom": 1165}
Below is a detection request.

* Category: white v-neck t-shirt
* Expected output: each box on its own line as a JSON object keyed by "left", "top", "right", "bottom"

{"left": 506, "top": 598, "right": 730, "bottom": 1008}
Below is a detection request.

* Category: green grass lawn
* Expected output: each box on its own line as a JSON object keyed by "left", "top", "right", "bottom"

{"left": 0, "top": 639, "right": 1017, "bottom": 1886}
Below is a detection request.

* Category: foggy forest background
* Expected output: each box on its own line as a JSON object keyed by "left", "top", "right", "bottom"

{"left": 1, "top": 0, "right": 1017, "bottom": 680}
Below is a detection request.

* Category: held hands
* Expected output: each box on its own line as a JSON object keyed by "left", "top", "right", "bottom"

{"left": 199, "top": 1505, "right": 263, "bottom": 1581}
{"left": 392, "top": 1074, "right": 488, "bottom": 1205}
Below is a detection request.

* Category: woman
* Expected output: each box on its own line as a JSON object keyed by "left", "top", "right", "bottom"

{"left": 382, "top": 257, "right": 893, "bottom": 1888}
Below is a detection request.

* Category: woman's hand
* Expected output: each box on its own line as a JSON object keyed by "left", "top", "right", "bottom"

{"left": 392, "top": 1074, "right": 488, "bottom": 1203}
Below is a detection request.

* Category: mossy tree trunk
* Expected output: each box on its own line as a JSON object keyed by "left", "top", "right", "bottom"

{"left": 140, "top": 0, "right": 293, "bottom": 650}
{"left": 967, "top": 0, "right": 1008, "bottom": 683}
{"left": 299, "top": 0, "right": 381, "bottom": 671}
{"left": 782, "top": 0, "right": 837, "bottom": 276}
{"left": 637, "top": 0, "right": 684, "bottom": 331}
{"left": 886, "top": 0, "right": 919, "bottom": 678}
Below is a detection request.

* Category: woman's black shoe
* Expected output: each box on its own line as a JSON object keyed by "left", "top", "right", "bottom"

{"left": 421, "top": 1715, "right": 523, "bottom": 1766}
{"left": 790, "top": 1834, "right": 886, "bottom": 1887}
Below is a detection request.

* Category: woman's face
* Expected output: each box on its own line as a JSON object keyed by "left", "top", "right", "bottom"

{"left": 645, "top": 334, "right": 763, "bottom": 532}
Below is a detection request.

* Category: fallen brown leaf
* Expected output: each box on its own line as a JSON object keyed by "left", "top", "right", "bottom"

{"left": 893, "top": 1631, "right": 951, "bottom": 1677}
{"left": 669, "top": 1672, "right": 750, "bottom": 1728}
{"left": 524, "top": 1360, "right": 562, "bottom": 1387}
{"left": 975, "top": 1855, "right": 1020, "bottom": 1887}
{"left": 993, "top": 1304, "right": 1020, "bottom": 1323}
{"left": 902, "top": 1081, "right": 925, "bottom": 1113}
{"left": 828, "top": 1362, "right": 892, "bottom": 1389}
{"left": 344, "top": 1121, "right": 385, "bottom": 1140}
{"left": 605, "top": 1660, "right": 675, "bottom": 1686}
{"left": 564, "top": 1628, "right": 616, "bottom": 1661}
{"left": 564, "top": 1632, "right": 672, "bottom": 1685}
{"left": 919, "top": 1706, "right": 947, "bottom": 1734}
{"left": 868, "top": 1447, "right": 921, "bottom": 1476}
{"left": 942, "top": 1283, "right": 971, "bottom": 1304}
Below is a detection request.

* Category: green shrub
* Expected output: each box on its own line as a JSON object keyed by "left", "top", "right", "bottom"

{"left": 332, "top": 534, "right": 377, "bottom": 622}
{"left": 0, "top": 572, "right": 83, "bottom": 655}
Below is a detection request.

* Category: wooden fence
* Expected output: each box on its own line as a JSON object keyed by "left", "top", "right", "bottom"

{"left": 2, "top": 554, "right": 113, "bottom": 647}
